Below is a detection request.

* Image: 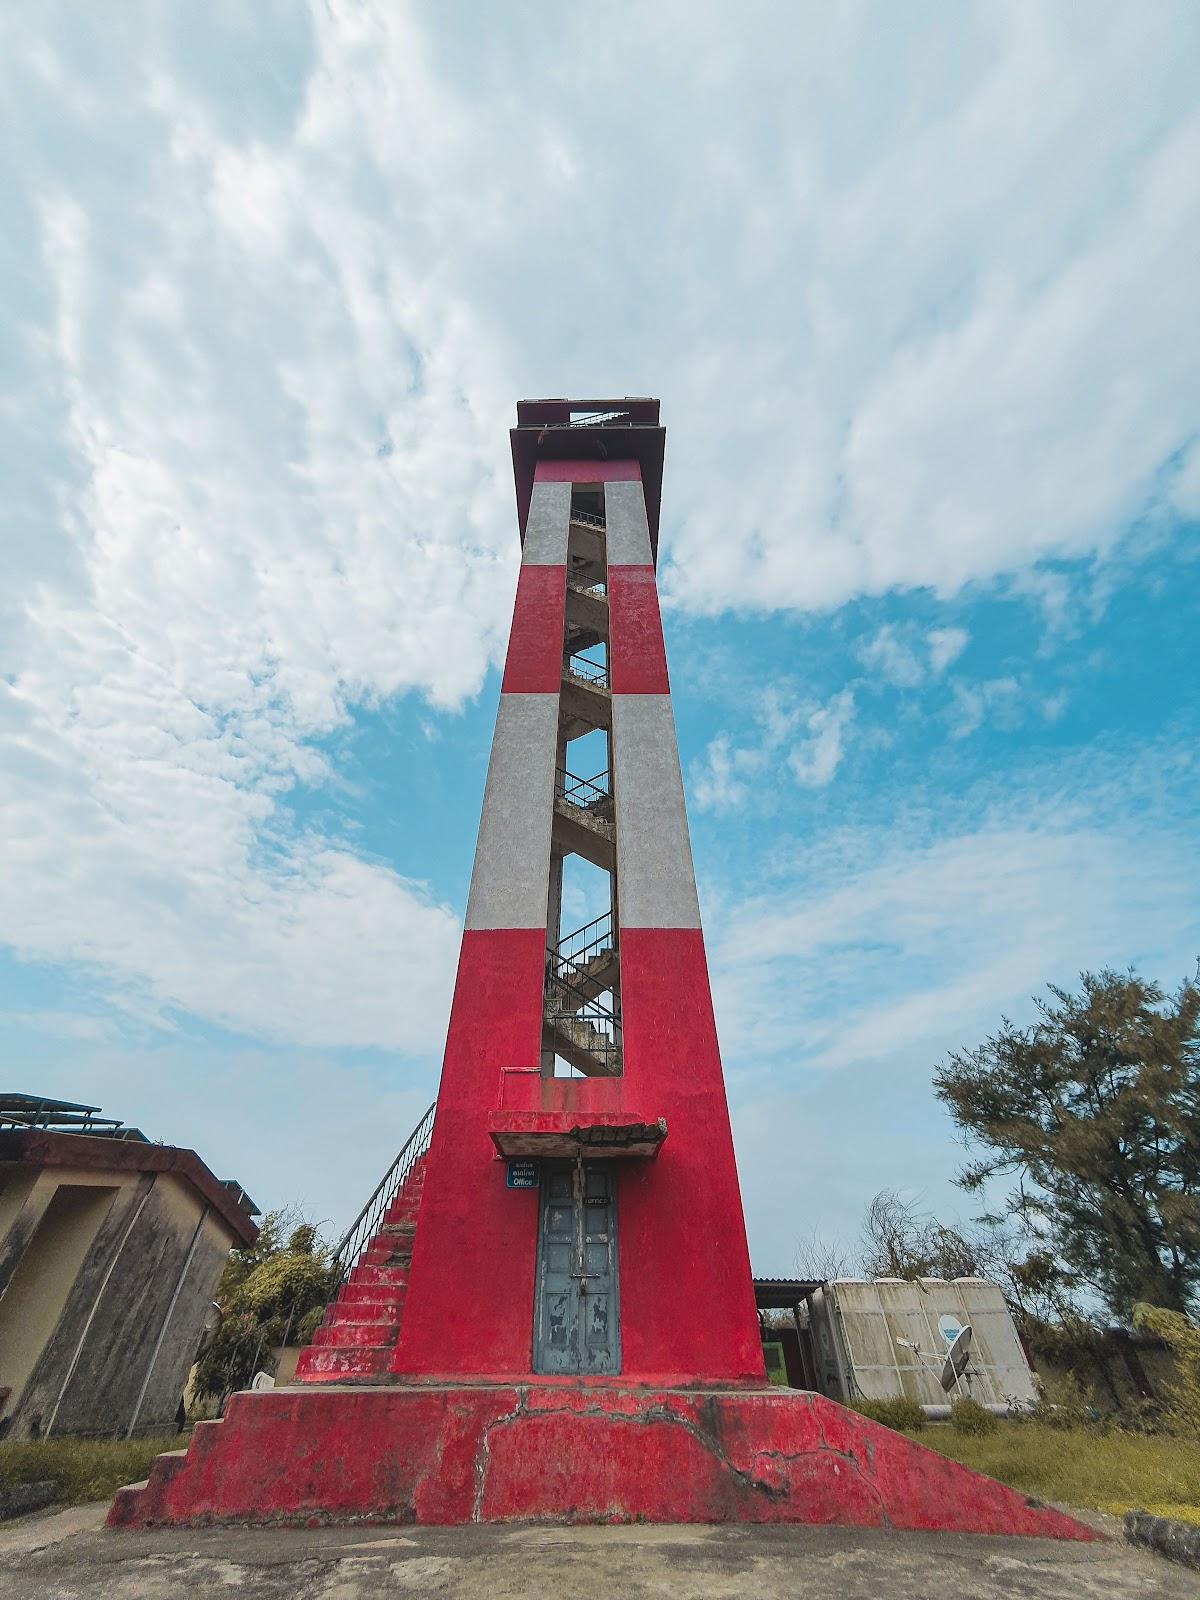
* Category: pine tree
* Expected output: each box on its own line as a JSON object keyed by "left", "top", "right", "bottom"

{"left": 934, "top": 969, "right": 1200, "bottom": 1319}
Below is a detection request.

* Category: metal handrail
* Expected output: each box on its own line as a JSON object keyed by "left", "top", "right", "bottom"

{"left": 569, "top": 507, "right": 607, "bottom": 530}
{"left": 545, "top": 912, "right": 621, "bottom": 1073}
{"left": 569, "top": 410, "right": 629, "bottom": 428}
{"left": 567, "top": 573, "right": 606, "bottom": 598}
{"left": 565, "top": 653, "right": 609, "bottom": 688}
{"left": 555, "top": 767, "right": 610, "bottom": 809}
{"left": 555, "top": 911, "right": 614, "bottom": 966}
{"left": 547, "top": 954, "right": 617, "bottom": 1015}
{"left": 330, "top": 1101, "right": 435, "bottom": 1283}
{"left": 545, "top": 968, "right": 622, "bottom": 1070}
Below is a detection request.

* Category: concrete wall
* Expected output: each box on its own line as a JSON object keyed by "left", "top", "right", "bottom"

{"left": 0, "top": 1179, "right": 118, "bottom": 1420}
{"left": 392, "top": 459, "right": 764, "bottom": 1384}
{"left": 807, "top": 1278, "right": 1038, "bottom": 1410}
{"left": 0, "top": 1163, "right": 239, "bottom": 1438}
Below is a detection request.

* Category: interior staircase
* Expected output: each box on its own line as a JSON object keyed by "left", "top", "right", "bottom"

{"left": 543, "top": 913, "right": 622, "bottom": 1076}
{"left": 294, "top": 1109, "right": 434, "bottom": 1383}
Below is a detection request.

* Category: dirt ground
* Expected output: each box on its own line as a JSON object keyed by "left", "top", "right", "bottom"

{"left": 2, "top": 1502, "right": 1197, "bottom": 1598}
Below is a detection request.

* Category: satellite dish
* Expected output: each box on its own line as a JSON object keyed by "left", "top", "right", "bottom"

{"left": 940, "top": 1324, "right": 973, "bottom": 1391}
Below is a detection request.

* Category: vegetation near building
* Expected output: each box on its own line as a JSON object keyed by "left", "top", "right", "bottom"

{"left": 796, "top": 967, "right": 1200, "bottom": 1437}
{"left": 934, "top": 968, "right": 1200, "bottom": 1320}
{"left": 192, "top": 1212, "right": 336, "bottom": 1408}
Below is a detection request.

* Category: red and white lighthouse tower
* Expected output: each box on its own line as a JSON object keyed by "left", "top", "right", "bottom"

{"left": 110, "top": 402, "right": 1092, "bottom": 1540}
{"left": 393, "top": 397, "right": 763, "bottom": 1383}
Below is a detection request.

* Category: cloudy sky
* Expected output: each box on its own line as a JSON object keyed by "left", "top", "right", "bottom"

{"left": 2, "top": 2, "right": 1198, "bottom": 1271}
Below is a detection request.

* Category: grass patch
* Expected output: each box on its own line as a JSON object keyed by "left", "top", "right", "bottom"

{"left": 0, "top": 1435, "right": 185, "bottom": 1507}
{"left": 912, "top": 1420, "right": 1200, "bottom": 1521}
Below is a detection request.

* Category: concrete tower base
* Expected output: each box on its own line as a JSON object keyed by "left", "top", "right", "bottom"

{"left": 108, "top": 1384, "right": 1096, "bottom": 1539}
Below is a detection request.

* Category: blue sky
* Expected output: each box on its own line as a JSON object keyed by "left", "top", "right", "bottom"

{"left": 1, "top": 2, "right": 1198, "bottom": 1272}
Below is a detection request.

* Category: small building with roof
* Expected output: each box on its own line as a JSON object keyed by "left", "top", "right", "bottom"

{"left": 0, "top": 1093, "right": 257, "bottom": 1439}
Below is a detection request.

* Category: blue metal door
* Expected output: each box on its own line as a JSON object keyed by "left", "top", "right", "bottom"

{"left": 533, "top": 1161, "right": 619, "bottom": 1374}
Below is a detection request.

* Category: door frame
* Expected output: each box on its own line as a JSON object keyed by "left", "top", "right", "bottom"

{"left": 532, "top": 1158, "right": 621, "bottom": 1376}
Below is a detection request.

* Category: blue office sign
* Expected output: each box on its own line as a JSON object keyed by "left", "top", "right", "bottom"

{"left": 506, "top": 1159, "right": 540, "bottom": 1190}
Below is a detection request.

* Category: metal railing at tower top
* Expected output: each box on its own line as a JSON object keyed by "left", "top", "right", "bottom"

{"left": 565, "top": 652, "right": 609, "bottom": 689}
{"left": 568, "top": 410, "right": 630, "bottom": 428}
{"left": 555, "top": 767, "right": 610, "bottom": 810}
{"left": 330, "top": 1101, "right": 435, "bottom": 1285}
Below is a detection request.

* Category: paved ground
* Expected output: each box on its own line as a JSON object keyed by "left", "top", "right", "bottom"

{"left": 2, "top": 1503, "right": 1198, "bottom": 1598}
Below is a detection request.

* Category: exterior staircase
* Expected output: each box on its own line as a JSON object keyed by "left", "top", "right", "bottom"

{"left": 294, "top": 1106, "right": 435, "bottom": 1383}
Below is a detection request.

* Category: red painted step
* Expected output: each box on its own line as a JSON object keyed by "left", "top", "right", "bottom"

{"left": 338, "top": 1283, "right": 404, "bottom": 1307}
{"left": 294, "top": 1153, "right": 427, "bottom": 1385}
{"left": 292, "top": 1346, "right": 391, "bottom": 1381}
{"left": 311, "top": 1321, "right": 399, "bottom": 1349}
{"left": 322, "top": 1301, "right": 399, "bottom": 1328}
{"left": 108, "top": 1384, "right": 1103, "bottom": 1535}
{"left": 348, "top": 1264, "right": 408, "bottom": 1287}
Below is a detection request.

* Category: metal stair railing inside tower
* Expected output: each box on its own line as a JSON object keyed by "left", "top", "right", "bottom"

{"left": 329, "top": 1100, "right": 436, "bottom": 1286}
{"left": 565, "top": 651, "right": 610, "bottom": 689}
{"left": 555, "top": 910, "right": 615, "bottom": 968}
{"left": 544, "top": 968, "right": 622, "bottom": 1074}
{"left": 568, "top": 507, "right": 607, "bottom": 530}
{"left": 545, "top": 912, "right": 621, "bottom": 1074}
{"left": 555, "top": 767, "right": 611, "bottom": 812}
{"left": 567, "top": 571, "right": 606, "bottom": 598}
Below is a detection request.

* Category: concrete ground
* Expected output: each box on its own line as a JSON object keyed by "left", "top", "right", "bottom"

{"left": 2, "top": 1503, "right": 1198, "bottom": 1598}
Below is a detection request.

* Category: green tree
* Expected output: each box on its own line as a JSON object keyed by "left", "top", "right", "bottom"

{"left": 859, "top": 1189, "right": 984, "bottom": 1281}
{"left": 193, "top": 1210, "right": 336, "bottom": 1407}
{"left": 934, "top": 970, "right": 1200, "bottom": 1320}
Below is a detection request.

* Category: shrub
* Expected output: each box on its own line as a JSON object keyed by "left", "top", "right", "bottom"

{"left": 852, "top": 1396, "right": 926, "bottom": 1432}
{"left": 191, "top": 1212, "right": 336, "bottom": 1406}
{"left": 950, "top": 1396, "right": 998, "bottom": 1435}
{"left": 1026, "top": 1368, "right": 1107, "bottom": 1431}
{"left": 1133, "top": 1303, "right": 1200, "bottom": 1437}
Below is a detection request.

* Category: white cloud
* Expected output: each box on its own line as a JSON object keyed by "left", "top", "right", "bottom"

{"left": 692, "top": 686, "right": 853, "bottom": 810}
{"left": 1, "top": 1, "right": 1197, "bottom": 1061}
{"left": 692, "top": 734, "right": 754, "bottom": 813}
{"left": 926, "top": 627, "right": 969, "bottom": 675}
{"left": 651, "top": 10, "right": 1200, "bottom": 614}
{"left": 712, "top": 793, "right": 1198, "bottom": 1079}
{"left": 707, "top": 739, "right": 1200, "bottom": 1267}
{"left": 858, "top": 624, "right": 970, "bottom": 688}
{"left": 788, "top": 690, "right": 855, "bottom": 788}
{"left": 946, "top": 676, "right": 1023, "bottom": 739}
{"left": 857, "top": 626, "right": 924, "bottom": 689}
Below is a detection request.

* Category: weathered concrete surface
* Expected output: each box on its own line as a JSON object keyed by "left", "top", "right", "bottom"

{"left": 108, "top": 1384, "right": 1094, "bottom": 1539}
{"left": 6, "top": 1509, "right": 1200, "bottom": 1599}
{"left": 462, "top": 695, "right": 559, "bottom": 933}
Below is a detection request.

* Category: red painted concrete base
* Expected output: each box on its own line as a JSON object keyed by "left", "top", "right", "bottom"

{"left": 108, "top": 1384, "right": 1097, "bottom": 1539}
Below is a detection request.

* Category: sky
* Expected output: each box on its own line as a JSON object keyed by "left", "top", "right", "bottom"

{"left": 1, "top": 1, "right": 1198, "bottom": 1274}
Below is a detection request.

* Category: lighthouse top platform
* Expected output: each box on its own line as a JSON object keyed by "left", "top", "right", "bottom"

{"left": 510, "top": 396, "right": 667, "bottom": 561}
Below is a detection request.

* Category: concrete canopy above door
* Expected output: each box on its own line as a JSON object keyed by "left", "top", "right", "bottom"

{"left": 487, "top": 1115, "right": 667, "bottom": 1160}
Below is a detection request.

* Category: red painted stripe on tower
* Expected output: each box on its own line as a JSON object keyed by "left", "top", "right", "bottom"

{"left": 392, "top": 927, "right": 546, "bottom": 1377}
{"left": 500, "top": 564, "right": 566, "bottom": 694}
{"left": 608, "top": 566, "right": 669, "bottom": 694}
{"left": 616, "top": 926, "right": 764, "bottom": 1379}
{"left": 534, "top": 459, "right": 641, "bottom": 484}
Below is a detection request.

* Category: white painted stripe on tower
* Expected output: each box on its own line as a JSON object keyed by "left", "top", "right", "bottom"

{"left": 611, "top": 694, "right": 702, "bottom": 929}
{"left": 464, "top": 693, "right": 559, "bottom": 931}
{"left": 522, "top": 480, "right": 572, "bottom": 565}
{"left": 604, "top": 481, "right": 653, "bottom": 566}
